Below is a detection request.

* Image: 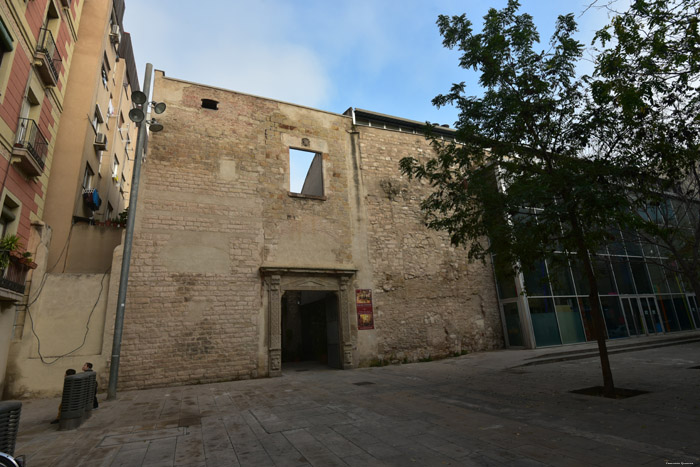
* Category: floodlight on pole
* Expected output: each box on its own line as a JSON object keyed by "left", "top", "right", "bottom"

{"left": 128, "top": 107, "right": 145, "bottom": 123}
{"left": 132, "top": 90, "right": 147, "bottom": 105}
{"left": 108, "top": 62, "right": 167, "bottom": 400}
{"left": 148, "top": 119, "right": 163, "bottom": 132}
{"left": 153, "top": 102, "right": 167, "bottom": 114}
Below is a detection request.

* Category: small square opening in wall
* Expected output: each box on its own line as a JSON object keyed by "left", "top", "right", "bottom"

{"left": 289, "top": 148, "right": 323, "bottom": 197}
{"left": 201, "top": 99, "right": 218, "bottom": 110}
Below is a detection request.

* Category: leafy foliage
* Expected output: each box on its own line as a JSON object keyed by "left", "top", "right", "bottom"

{"left": 0, "top": 234, "right": 24, "bottom": 270}
{"left": 590, "top": 0, "right": 700, "bottom": 296}
{"left": 401, "top": 1, "right": 637, "bottom": 275}
{"left": 399, "top": 0, "right": 662, "bottom": 396}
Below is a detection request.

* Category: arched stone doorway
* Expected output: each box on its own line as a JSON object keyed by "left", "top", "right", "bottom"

{"left": 261, "top": 267, "right": 356, "bottom": 376}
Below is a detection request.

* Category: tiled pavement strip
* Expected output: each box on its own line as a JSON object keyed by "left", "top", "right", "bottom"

{"left": 11, "top": 332, "right": 700, "bottom": 466}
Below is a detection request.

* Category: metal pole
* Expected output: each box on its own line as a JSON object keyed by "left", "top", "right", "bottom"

{"left": 107, "top": 63, "right": 153, "bottom": 400}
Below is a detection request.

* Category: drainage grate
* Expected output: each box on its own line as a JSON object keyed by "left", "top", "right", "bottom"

{"left": 353, "top": 381, "right": 375, "bottom": 386}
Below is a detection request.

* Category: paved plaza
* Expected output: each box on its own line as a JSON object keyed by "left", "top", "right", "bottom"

{"left": 10, "top": 332, "right": 700, "bottom": 466}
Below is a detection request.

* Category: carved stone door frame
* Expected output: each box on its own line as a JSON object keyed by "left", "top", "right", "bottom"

{"left": 260, "top": 267, "right": 356, "bottom": 377}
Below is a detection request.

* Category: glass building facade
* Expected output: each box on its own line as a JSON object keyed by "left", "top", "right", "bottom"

{"left": 496, "top": 229, "right": 700, "bottom": 348}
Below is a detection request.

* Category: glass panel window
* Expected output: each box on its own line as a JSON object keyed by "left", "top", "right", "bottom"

{"left": 663, "top": 261, "right": 684, "bottom": 293}
{"left": 599, "top": 296, "right": 628, "bottom": 339}
{"left": 610, "top": 257, "right": 636, "bottom": 294}
{"left": 657, "top": 296, "right": 680, "bottom": 332}
{"left": 607, "top": 228, "right": 626, "bottom": 255}
{"left": 594, "top": 258, "right": 617, "bottom": 295}
{"left": 687, "top": 296, "right": 699, "bottom": 329}
{"left": 495, "top": 268, "right": 518, "bottom": 300}
{"left": 523, "top": 260, "right": 550, "bottom": 297}
{"left": 529, "top": 298, "right": 562, "bottom": 346}
{"left": 570, "top": 260, "right": 590, "bottom": 296}
{"left": 672, "top": 295, "right": 693, "bottom": 331}
{"left": 621, "top": 298, "right": 642, "bottom": 336}
{"left": 503, "top": 302, "right": 524, "bottom": 347}
{"left": 554, "top": 298, "right": 586, "bottom": 344}
{"left": 648, "top": 263, "right": 670, "bottom": 294}
{"left": 621, "top": 230, "right": 643, "bottom": 256}
{"left": 548, "top": 257, "right": 575, "bottom": 296}
{"left": 577, "top": 297, "right": 598, "bottom": 341}
{"left": 642, "top": 239, "right": 659, "bottom": 258}
{"left": 630, "top": 258, "right": 653, "bottom": 294}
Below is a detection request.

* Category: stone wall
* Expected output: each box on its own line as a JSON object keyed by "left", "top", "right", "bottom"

{"left": 119, "top": 73, "right": 356, "bottom": 390}
{"left": 117, "top": 72, "right": 503, "bottom": 390}
{"left": 356, "top": 126, "right": 503, "bottom": 362}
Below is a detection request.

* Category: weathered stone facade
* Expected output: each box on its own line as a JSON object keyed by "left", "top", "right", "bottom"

{"left": 117, "top": 72, "right": 503, "bottom": 390}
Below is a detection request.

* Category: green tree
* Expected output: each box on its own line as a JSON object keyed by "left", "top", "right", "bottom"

{"left": 591, "top": 0, "right": 700, "bottom": 307}
{"left": 400, "top": 0, "right": 640, "bottom": 396}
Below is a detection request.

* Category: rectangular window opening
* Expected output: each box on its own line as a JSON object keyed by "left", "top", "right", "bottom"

{"left": 82, "top": 164, "right": 94, "bottom": 190}
{"left": 289, "top": 148, "right": 323, "bottom": 197}
{"left": 112, "top": 155, "right": 119, "bottom": 179}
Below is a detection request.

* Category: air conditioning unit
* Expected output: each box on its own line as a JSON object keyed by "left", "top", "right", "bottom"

{"left": 109, "top": 24, "right": 121, "bottom": 44}
{"left": 94, "top": 133, "right": 108, "bottom": 150}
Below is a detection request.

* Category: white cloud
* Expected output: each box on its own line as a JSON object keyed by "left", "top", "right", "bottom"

{"left": 124, "top": 0, "right": 332, "bottom": 107}
{"left": 187, "top": 43, "right": 331, "bottom": 108}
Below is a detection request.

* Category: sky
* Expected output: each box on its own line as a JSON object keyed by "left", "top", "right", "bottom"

{"left": 123, "top": 0, "right": 626, "bottom": 131}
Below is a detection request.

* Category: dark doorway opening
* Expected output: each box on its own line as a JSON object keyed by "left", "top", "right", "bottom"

{"left": 281, "top": 290, "right": 340, "bottom": 368}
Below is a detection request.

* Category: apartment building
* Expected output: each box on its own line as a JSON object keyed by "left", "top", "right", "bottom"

{"left": 0, "top": 0, "right": 83, "bottom": 396}
{"left": 2, "top": 0, "right": 139, "bottom": 399}
{"left": 42, "top": 0, "right": 139, "bottom": 274}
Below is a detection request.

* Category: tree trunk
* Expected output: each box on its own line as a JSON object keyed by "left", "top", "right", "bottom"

{"left": 569, "top": 214, "right": 616, "bottom": 397}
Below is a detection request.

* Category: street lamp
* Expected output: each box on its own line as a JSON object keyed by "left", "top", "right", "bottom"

{"left": 108, "top": 63, "right": 166, "bottom": 400}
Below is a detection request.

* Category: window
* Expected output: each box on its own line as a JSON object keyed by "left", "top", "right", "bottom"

{"left": 118, "top": 112, "right": 125, "bottom": 137}
{"left": 101, "top": 65, "right": 108, "bottom": 88}
{"left": 112, "top": 155, "right": 119, "bottom": 179}
{"left": 0, "top": 16, "right": 13, "bottom": 69}
{"left": 105, "top": 202, "right": 113, "bottom": 221}
{"left": 0, "top": 16, "right": 14, "bottom": 104}
{"left": 289, "top": 148, "right": 323, "bottom": 197}
{"left": 92, "top": 105, "right": 104, "bottom": 133}
{"left": 0, "top": 195, "right": 20, "bottom": 238}
{"left": 82, "top": 164, "right": 94, "bottom": 190}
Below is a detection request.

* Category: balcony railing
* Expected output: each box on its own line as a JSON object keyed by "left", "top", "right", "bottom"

{"left": 35, "top": 28, "right": 62, "bottom": 86}
{"left": 0, "top": 256, "right": 31, "bottom": 297}
{"left": 13, "top": 118, "right": 48, "bottom": 176}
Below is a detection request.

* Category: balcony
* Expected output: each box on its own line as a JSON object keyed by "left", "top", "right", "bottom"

{"left": 0, "top": 255, "right": 33, "bottom": 301}
{"left": 34, "top": 28, "right": 62, "bottom": 86}
{"left": 12, "top": 118, "right": 47, "bottom": 177}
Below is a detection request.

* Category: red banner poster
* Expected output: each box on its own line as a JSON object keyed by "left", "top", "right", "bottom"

{"left": 356, "top": 289, "right": 374, "bottom": 330}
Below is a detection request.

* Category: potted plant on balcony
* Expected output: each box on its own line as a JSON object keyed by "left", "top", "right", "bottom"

{"left": 0, "top": 235, "right": 37, "bottom": 270}
{"left": 0, "top": 235, "right": 21, "bottom": 270}
{"left": 19, "top": 251, "right": 37, "bottom": 269}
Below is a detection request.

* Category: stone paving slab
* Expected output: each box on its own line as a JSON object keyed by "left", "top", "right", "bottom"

{"left": 7, "top": 335, "right": 700, "bottom": 466}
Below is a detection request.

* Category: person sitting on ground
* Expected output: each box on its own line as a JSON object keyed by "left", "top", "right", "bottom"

{"left": 50, "top": 368, "right": 76, "bottom": 424}
{"left": 82, "top": 362, "right": 98, "bottom": 409}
